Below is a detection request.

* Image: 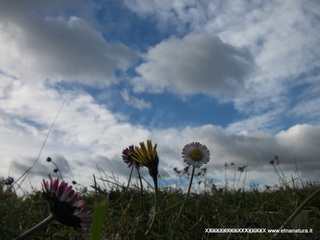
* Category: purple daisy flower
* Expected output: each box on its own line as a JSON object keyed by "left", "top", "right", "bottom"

{"left": 122, "top": 145, "right": 140, "bottom": 169}
{"left": 41, "top": 179, "right": 92, "bottom": 231}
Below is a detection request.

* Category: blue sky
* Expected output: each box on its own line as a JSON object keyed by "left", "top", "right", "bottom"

{"left": 1, "top": 0, "right": 320, "bottom": 192}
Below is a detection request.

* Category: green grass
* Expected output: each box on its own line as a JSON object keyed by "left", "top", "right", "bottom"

{"left": 1, "top": 177, "right": 320, "bottom": 240}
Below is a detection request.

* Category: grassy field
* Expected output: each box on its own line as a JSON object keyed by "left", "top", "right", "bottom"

{"left": 1, "top": 173, "right": 320, "bottom": 240}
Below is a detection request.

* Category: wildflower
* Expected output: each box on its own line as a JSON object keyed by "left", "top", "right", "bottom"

{"left": 46, "top": 156, "right": 63, "bottom": 180}
{"left": 3, "top": 176, "right": 14, "bottom": 185}
{"left": 181, "top": 142, "right": 210, "bottom": 168}
{"left": 14, "top": 179, "right": 91, "bottom": 240}
{"left": 2, "top": 177, "right": 16, "bottom": 199}
{"left": 122, "top": 145, "right": 140, "bottom": 169}
{"left": 178, "top": 142, "right": 210, "bottom": 219}
{"left": 183, "top": 166, "right": 190, "bottom": 174}
{"left": 133, "top": 140, "right": 159, "bottom": 179}
{"left": 41, "top": 178, "right": 92, "bottom": 231}
{"left": 238, "top": 166, "right": 246, "bottom": 172}
{"left": 173, "top": 167, "right": 182, "bottom": 175}
{"left": 132, "top": 140, "right": 159, "bottom": 235}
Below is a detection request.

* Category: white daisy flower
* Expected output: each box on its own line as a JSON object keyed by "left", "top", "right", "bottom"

{"left": 181, "top": 142, "right": 210, "bottom": 168}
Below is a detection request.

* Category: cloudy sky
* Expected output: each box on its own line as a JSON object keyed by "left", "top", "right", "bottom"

{"left": 1, "top": 0, "right": 320, "bottom": 193}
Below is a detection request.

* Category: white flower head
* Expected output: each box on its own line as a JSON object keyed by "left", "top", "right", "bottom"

{"left": 182, "top": 142, "right": 210, "bottom": 168}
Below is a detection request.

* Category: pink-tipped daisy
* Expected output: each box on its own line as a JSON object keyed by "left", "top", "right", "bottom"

{"left": 182, "top": 142, "right": 210, "bottom": 168}
{"left": 41, "top": 179, "right": 92, "bottom": 231}
{"left": 122, "top": 145, "right": 140, "bottom": 169}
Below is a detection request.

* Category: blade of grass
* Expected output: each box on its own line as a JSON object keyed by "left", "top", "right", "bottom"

{"left": 90, "top": 200, "right": 108, "bottom": 240}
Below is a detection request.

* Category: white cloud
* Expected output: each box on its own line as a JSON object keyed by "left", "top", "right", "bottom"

{"left": 0, "top": 1, "right": 137, "bottom": 86}
{"left": 1, "top": 0, "right": 319, "bottom": 192}
{"left": 123, "top": 0, "right": 215, "bottom": 33}
{"left": 0, "top": 77, "right": 151, "bottom": 188}
{"left": 179, "top": 124, "right": 320, "bottom": 180}
{"left": 226, "top": 108, "right": 285, "bottom": 134}
{"left": 126, "top": 0, "right": 320, "bottom": 124}
{"left": 288, "top": 75, "right": 320, "bottom": 124}
{"left": 150, "top": 124, "right": 320, "bottom": 184}
{"left": 120, "top": 89, "right": 152, "bottom": 110}
{"left": 210, "top": 1, "right": 320, "bottom": 113}
{"left": 133, "top": 33, "right": 255, "bottom": 99}
{"left": 1, "top": 78, "right": 319, "bottom": 191}
{"left": 275, "top": 124, "right": 320, "bottom": 171}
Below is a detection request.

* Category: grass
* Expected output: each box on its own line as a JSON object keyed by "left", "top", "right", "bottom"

{"left": 1, "top": 174, "right": 320, "bottom": 240}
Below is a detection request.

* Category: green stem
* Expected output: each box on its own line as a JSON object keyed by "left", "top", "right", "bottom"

{"left": 51, "top": 160, "right": 63, "bottom": 180}
{"left": 272, "top": 163, "right": 286, "bottom": 185}
{"left": 137, "top": 169, "right": 147, "bottom": 216}
{"left": 14, "top": 214, "right": 55, "bottom": 240}
{"left": 178, "top": 166, "right": 195, "bottom": 218}
{"left": 109, "top": 165, "right": 134, "bottom": 208}
{"left": 145, "top": 175, "right": 158, "bottom": 235}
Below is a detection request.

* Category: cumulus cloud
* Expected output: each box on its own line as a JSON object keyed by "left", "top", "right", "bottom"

{"left": 133, "top": 34, "right": 255, "bottom": 98}
{"left": 1, "top": 78, "right": 319, "bottom": 190}
{"left": 1, "top": 0, "right": 319, "bottom": 192}
{"left": 12, "top": 158, "right": 51, "bottom": 179}
{"left": 0, "top": 1, "right": 137, "bottom": 86}
{"left": 149, "top": 124, "right": 320, "bottom": 183}
{"left": 0, "top": 78, "right": 151, "bottom": 157}
{"left": 0, "top": 77, "right": 151, "bottom": 183}
{"left": 210, "top": 1, "right": 320, "bottom": 113}
{"left": 126, "top": 0, "right": 320, "bottom": 121}
{"left": 165, "top": 124, "right": 320, "bottom": 183}
{"left": 275, "top": 124, "right": 320, "bottom": 170}
{"left": 11, "top": 154, "right": 72, "bottom": 180}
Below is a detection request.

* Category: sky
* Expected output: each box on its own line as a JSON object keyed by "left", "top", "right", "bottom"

{"left": 1, "top": 0, "right": 320, "bottom": 193}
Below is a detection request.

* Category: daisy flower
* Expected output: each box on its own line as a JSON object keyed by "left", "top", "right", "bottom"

{"left": 14, "top": 179, "right": 92, "bottom": 240}
{"left": 181, "top": 142, "right": 210, "bottom": 168}
{"left": 178, "top": 142, "right": 210, "bottom": 219}
{"left": 122, "top": 145, "right": 140, "bottom": 169}
{"left": 41, "top": 178, "right": 92, "bottom": 231}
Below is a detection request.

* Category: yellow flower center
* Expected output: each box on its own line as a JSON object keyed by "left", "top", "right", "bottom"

{"left": 190, "top": 149, "right": 203, "bottom": 161}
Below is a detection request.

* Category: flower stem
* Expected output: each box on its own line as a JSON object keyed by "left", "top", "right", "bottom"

{"left": 136, "top": 169, "right": 147, "bottom": 216}
{"left": 109, "top": 165, "right": 134, "bottom": 208}
{"left": 14, "top": 214, "right": 55, "bottom": 240}
{"left": 178, "top": 166, "right": 195, "bottom": 218}
{"left": 51, "top": 160, "right": 63, "bottom": 180}
{"left": 272, "top": 163, "right": 287, "bottom": 186}
{"left": 145, "top": 175, "right": 159, "bottom": 235}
